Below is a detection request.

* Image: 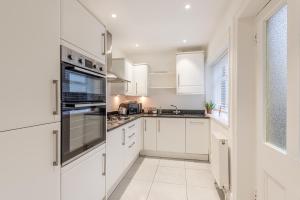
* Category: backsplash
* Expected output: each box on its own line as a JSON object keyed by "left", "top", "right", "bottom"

{"left": 107, "top": 83, "right": 206, "bottom": 112}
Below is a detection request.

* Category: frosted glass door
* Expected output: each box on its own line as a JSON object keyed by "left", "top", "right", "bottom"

{"left": 266, "top": 5, "right": 287, "bottom": 150}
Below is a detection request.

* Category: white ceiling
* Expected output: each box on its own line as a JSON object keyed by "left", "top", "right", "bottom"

{"left": 80, "top": 0, "right": 231, "bottom": 55}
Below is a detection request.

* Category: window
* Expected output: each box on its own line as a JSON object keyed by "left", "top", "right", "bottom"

{"left": 211, "top": 52, "right": 229, "bottom": 121}
{"left": 265, "top": 5, "right": 287, "bottom": 150}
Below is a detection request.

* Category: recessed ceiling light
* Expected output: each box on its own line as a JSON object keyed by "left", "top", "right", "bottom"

{"left": 111, "top": 14, "right": 117, "bottom": 18}
{"left": 135, "top": 44, "right": 140, "bottom": 47}
{"left": 185, "top": 4, "right": 191, "bottom": 10}
{"left": 183, "top": 40, "right": 187, "bottom": 43}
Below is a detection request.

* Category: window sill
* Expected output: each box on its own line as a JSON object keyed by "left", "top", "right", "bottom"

{"left": 208, "top": 113, "right": 229, "bottom": 129}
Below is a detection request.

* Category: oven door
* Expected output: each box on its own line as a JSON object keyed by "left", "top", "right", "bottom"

{"left": 62, "top": 63, "right": 106, "bottom": 102}
{"left": 61, "top": 103, "right": 106, "bottom": 164}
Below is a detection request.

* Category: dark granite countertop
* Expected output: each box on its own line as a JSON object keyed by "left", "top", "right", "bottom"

{"left": 107, "top": 112, "right": 209, "bottom": 132}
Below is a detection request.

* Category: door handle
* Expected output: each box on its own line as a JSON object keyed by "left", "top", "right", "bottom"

{"left": 102, "top": 33, "right": 106, "bottom": 55}
{"left": 102, "top": 153, "right": 106, "bottom": 176}
{"left": 52, "top": 80, "right": 59, "bottom": 115}
{"left": 53, "top": 130, "right": 59, "bottom": 166}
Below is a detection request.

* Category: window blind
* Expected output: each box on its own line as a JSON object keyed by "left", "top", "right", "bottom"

{"left": 212, "top": 52, "right": 229, "bottom": 113}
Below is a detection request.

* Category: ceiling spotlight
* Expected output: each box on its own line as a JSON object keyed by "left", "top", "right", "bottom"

{"left": 111, "top": 14, "right": 117, "bottom": 18}
{"left": 185, "top": 4, "right": 191, "bottom": 10}
{"left": 183, "top": 40, "right": 187, "bottom": 43}
{"left": 135, "top": 44, "right": 140, "bottom": 47}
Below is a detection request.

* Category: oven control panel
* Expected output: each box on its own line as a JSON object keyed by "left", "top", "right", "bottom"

{"left": 61, "top": 46, "right": 106, "bottom": 75}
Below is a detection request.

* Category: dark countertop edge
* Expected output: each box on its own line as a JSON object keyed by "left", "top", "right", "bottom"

{"left": 107, "top": 114, "right": 210, "bottom": 132}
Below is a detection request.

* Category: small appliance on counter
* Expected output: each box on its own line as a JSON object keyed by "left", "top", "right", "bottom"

{"left": 118, "top": 102, "right": 142, "bottom": 115}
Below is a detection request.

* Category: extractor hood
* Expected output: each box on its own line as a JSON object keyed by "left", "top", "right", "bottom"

{"left": 106, "top": 31, "right": 129, "bottom": 83}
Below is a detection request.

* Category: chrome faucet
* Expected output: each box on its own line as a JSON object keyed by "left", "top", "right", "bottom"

{"left": 170, "top": 105, "right": 180, "bottom": 115}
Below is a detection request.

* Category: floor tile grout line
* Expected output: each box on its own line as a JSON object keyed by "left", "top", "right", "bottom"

{"left": 185, "top": 167, "right": 189, "bottom": 200}
{"left": 145, "top": 158, "right": 160, "bottom": 200}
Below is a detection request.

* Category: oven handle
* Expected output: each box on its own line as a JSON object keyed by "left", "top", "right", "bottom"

{"left": 66, "top": 66, "right": 106, "bottom": 78}
{"left": 64, "top": 103, "right": 106, "bottom": 108}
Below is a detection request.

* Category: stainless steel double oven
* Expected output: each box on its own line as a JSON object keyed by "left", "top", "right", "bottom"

{"left": 61, "top": 46, "right": 106, "bottom": 165}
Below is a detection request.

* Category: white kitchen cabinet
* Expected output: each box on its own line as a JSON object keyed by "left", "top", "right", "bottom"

{"left": 0, "top": 123, "right": 61, "bottom": 200}
{"left": 106, "top": 127, "right": 126, "bottom": 195}
{"left": 176, "top": 52, "right": 205, "bottom": 95}
{"left": 186, "top": 119, "right": 210, "bottom": 154}
{"left": 61, "top": 144, "right": 106, "bottom": 200}
{"left": 61, "top": 0, "right": 106, "bottom": 63}
{"left": 143, "top": 118, "right": 157, "bottom": 151}
{"left": 0, "top": 0, "right": 60, "bottom": 131}
{"left": 133, "top": 64, "right": 149, "bottom": 96}
{"left": 157, "top": 118, "right": 186, "bottom": 153}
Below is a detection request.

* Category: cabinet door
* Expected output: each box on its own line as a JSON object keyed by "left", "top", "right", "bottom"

{"left": 0, "top": 123, "right": 61, "bottom": 200}
{"left": 134, "top": 64, "right": 149, "bottom": 96}
{"left": 106, "top": 127, "right": 125, "bottom": 194}
{"left": 157, "top": 118, "right": 185, "bottom": 153}
{"left": 61, "top": 0, "right": 106, "bottom": 63}
{"left": 0, "top": 0, "right": 60, "bottom": 131}
{"left": 176, "top": 52, "right": 205, "bottom": 95}
{"left": 186, "top": 119, "right": 209, "bottom": 154}
{"left": 143, "top": 118, "right": 157, "bottom": 151}
{"left": 61, "top": 144, "right": 106, "bottom": 200}
{"left": 125, "top": 61, "right": 135, "bottom": 96}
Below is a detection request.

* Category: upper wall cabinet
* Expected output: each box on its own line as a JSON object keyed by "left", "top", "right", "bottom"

{"left": 176, "top": 52, "right": 205, "bottom": 95}
{"left": 111, "top": 60, "right": 149, "bottom": 97}
{"left": 133, "top": 64, "right": 149, "bottom": 97}
{"left": 61, "top": 0, "right": 106, "bottom": 64}
{"left": 0, "top": 0, "right": 60, "bottom": 131}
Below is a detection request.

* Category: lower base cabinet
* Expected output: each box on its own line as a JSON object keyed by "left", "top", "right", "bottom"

{"left": 61, "top": 144, "right": 106, "bottom": 200}
{"left": 186, "top": 119, "right": 210, "bottom": 154}
{"left": 0, "top": 123, "right": 61, "bottom": 200}
{"left": 106, "top": 120, "right": 141, "bottom": 196}
{"left": 157, "top": 118, "right": 186, "bottom": 153}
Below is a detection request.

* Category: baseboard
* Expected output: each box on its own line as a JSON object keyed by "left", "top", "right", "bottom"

{"left": 140, "top": 150, "right": 209, "bottom": 161}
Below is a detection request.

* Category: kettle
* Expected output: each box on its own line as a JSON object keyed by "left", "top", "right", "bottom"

{"left": 118, "top": 105, "right": 127, "bottom": 115}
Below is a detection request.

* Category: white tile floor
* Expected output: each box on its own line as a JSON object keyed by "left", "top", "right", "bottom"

{"left": 108, "top": 157, "right": 220, "bottom": 200}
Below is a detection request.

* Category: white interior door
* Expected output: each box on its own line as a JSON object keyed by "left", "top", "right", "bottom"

{"left": 256, "top": 0, "right": 300, "bottom": 199}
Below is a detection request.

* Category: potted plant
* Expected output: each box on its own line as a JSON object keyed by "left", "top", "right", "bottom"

{"left": 205, "top": 101, "right": 216, "bottom": 114}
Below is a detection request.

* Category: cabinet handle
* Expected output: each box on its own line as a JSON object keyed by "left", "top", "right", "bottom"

{"left": 136, "top": 82, "right": 138, "bottom": 95}
{"left": 122, "top": 128, "right": 126, "bottom": 145}
{"left": 102, "top": 33, "right": 106, "bottom": 55}
{"left": 190, "top": 121, "right": 205, "bottom": 124}
{"left": 128, "top": 132, "right": 135, "bottom": 138}
{"left": 129, "top": 142, "right": 135, "bottom": 148}
{"left": 128, "top": 124, "right": 135, "bottom": 129}
{"left": 177, "top": 75, "right": 180, "bottom": 87}
{"left": 53, "top": 130, "right": 59, "bottom": 166}
{"left": 102, "top": 153, "right": 106, "bottom": 176}
{"left": 144, "top": 120, "right": 147, "bottom": 132}
{"left": 158, "top": 120, "right": 160, "bottom": 132}
{"left": 52, "top": 80, "right": 59, "bottom": 115}
{"left": 126, "top": 82, "right": 129, "bottom": 92}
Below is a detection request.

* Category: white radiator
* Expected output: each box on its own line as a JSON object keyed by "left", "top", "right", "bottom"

{"left": 211, "top": 131, "right": 229, "bottom": 190}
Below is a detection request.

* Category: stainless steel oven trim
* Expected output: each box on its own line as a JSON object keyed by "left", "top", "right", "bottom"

{"left": 64, "top": 103, "right": 106, "bottom": 108}
{"left": 66, "top": 66, "right": 106, "bottom": 78}
{"left": 62, "top": 141, "right": 106, "bottom": 167}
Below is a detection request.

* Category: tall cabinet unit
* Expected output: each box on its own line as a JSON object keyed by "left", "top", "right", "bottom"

{"left": 0, "top": 0, "right": 60, "bottom": 131}
{"left": 61, "top": 0, "right": 106, "bottom": 63}
{"left": 176, "top": 52, "right": 205, "bottom": 95}
{"left": 0, "top": 123, "right": 61, "bottom": 200}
